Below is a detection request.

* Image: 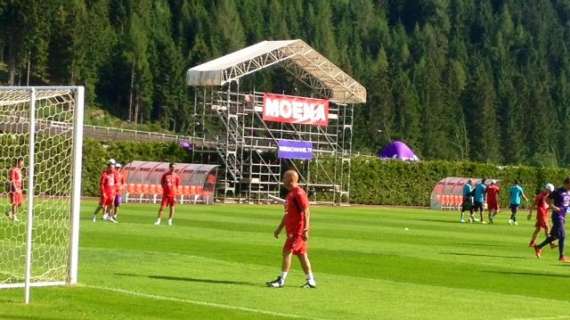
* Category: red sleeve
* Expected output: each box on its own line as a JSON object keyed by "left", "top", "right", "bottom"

{"left": 295, "top": 189, "right": 310, "bottom": 211}
{"left": 9, "top": 169, "right": 14, "bottom": 182}
{"left": 99, "top": 172, "right": 105, "bottom": 191}
{"left": 176, "top": 175, "right": 181, "bottom": 187}
{"left": 160, "top": 173, "right": 166, "bottom": 187}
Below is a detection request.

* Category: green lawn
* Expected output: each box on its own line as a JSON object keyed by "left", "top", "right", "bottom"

{"left": 1, "top": 202, "right": 570, "bottom": 320}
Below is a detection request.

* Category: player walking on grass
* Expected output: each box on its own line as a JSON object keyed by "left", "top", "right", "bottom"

{"left": 6, "top": 158, "right": 24, "bottom": 222}
{"left": 508, "top": 180, "right": 528, "bottom": 225}
{"left": 267, "top": 170, "right": 316, "bottom": 289}
{"left": 487, "top": 180, "right": 500, "bottom": 224}
{"left": 528, "top": 183, "right": 555, "bottom": 247}
{"left": 92, "top": 160, "right": 118, "bottom": 223}
{"left": 460, "top": 179, "right": 474, "bottom": 223}
{"left": 113, "top": 163, "right": 126, "bottom": 220}
{"left": 533, "top": 178, "right": 570, "bottom": 262}
{"left": 155, "top": 163, "right": 180, "bottom": 226}
{"left": 473, "top": 179, "right": 487, "bottom": 223}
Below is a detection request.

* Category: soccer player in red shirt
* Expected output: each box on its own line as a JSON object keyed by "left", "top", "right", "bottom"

{"left": 92, "top": 160, "right": 118, "bottom": 223}
{"left": 155, "top": 163, "right": 181, "bottom": 226}
{"left": 486, "top": 180, "right": 500, "bottom": 224}
{"left": 112, "top": 163, "right": 126, "bottom": 220}
{"left": 528, "top": 183, "right": 555, "bottom": 247}
{"left": 7, "top": 158, "right": 24, "bottom": 222}
{"left": 266, "top": 170, "right": 316, "bottom": 288}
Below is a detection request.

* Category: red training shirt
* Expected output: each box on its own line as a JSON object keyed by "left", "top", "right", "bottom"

{"left": 100, "top": 170, "right": 116, "bottom": 195}
{"left": 161, "top": 171, "right": 181, "bottom": 197}
{"left": 115, "top": 171, "right": 126, "bottom": 193}
{"left": 9, "top": 167, "right": 22, "bottom": 192}
{"left": 487, "top": 185, "right": 500, "bottom": 205}
{"left": 535, "top": 191, "right": 550, "bottom": 220}
{"left": 284, "top": 186, "right": 310, "bottom": 236}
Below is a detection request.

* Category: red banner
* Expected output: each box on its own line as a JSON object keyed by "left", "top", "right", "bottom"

{"left": 262, "top": 93, "right": 329, "bottom": 127}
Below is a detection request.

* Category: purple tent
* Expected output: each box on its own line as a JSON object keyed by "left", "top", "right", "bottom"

{"left": 377, "top": 140, "right": 420, "bottom": 161}
{"left": 179, "top": 140, "right": 193, "bottom": 151}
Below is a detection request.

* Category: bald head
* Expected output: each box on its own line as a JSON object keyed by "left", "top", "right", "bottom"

{"left": 283, "top": 170, "right": 299, "bottom": 190}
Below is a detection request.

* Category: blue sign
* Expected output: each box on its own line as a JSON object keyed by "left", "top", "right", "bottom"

{"left": 277, "top": 140, "right": 313, "bottom": 160}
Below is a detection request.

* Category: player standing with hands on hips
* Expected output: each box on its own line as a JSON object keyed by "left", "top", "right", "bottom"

{"left": 154, "top": 162, "right": 180, "bottom": 226}
{"left": 267, "top": 170, "right": 316, "bottom": 288}
{"left": 7, "top": 157, "right": 24, "bottom": 221}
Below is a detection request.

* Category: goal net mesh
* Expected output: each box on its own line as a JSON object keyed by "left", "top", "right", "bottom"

{"left": 0, "top": 88, "right": 77, "bottom": 287}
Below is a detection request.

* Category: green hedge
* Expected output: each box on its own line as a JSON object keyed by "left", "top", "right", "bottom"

{"left": 80, "top": 140, "right": 570, "bottom": 206}
{"left": 81, "top": 139, "right": 190, "bottom": 196}
{"left": 350, "top": 157, "right": 570, "bottom": 207}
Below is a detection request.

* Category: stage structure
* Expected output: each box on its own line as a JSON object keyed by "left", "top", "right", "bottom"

{"left": 186, "top": 40, "right": 367, "bottom": 204}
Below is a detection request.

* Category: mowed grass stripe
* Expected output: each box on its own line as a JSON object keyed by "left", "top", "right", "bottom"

{"left": 2, "top": 202, "right": 570, "bottom": 319}
{"left": 80, "top": 204, "right": 570, "bottom": 303}
{"left": 77, "top": 245, "right": 570, "bottom": 320}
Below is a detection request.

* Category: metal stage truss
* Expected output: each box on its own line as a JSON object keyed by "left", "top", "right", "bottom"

{"left": 186, "top": 40, "right": 366, "bottom": 205}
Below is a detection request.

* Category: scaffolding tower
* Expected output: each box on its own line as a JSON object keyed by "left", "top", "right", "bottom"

{"left": 186, "top": 40, "right": 366, "bottom": 205}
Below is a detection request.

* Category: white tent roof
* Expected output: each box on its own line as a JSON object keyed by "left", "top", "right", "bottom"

{"left": 186, "top": 40, "right": 366, "bottom": 104}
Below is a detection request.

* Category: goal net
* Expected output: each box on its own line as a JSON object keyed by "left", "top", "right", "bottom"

{"left": 0, "top": 87, "right": 84, "bottom": 303}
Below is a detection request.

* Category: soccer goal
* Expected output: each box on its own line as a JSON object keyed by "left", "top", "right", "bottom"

{"left": 0, "top": 87, "right": 84, "bottom": 304}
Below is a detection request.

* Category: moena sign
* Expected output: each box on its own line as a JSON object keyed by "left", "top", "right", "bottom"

{"left": 262, "top": 93, "right": 329, "bottom": 127}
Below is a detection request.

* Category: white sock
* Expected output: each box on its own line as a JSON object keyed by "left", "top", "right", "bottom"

{"left": 307, "top": 272, "right": 315, "bottom": 284}
{"left": 280, "top": 272, "right": 288, "bottom": 283}
{"left": 168, "top": 218, "right": 172, "bottom": 223}
{"left": 155, "top": 218, "right": 161, "bottom": 223}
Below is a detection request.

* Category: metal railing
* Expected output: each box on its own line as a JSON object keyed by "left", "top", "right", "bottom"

{"left": 82, "top": 124, "right": 217, "bottom": 148}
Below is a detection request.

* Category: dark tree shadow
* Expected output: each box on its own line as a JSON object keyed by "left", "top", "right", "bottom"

{"left": 415, "top": 218, "right": 460, "bottom": 224}
{"left": 440, "top": 252, "right": 526, "bottom": 260}
{"left": 455, "top": 242, "right": 504, "bottom": 248}
{"left": 489, "top": 270, "right": 569, "bottom": 279}
{"left": 0, "top": 315, "right": 67, "bottom": 320}
{"left": 114, "top": 273, "right": 257, "bottom": 286}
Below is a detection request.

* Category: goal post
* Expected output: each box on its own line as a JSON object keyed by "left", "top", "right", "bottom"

{"left": 0, "top": 86, "right": 84, "bottom": 304}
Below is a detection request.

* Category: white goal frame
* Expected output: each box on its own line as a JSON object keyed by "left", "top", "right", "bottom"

{"left": 0, "top": 86, "right": 84, "bottom": 304}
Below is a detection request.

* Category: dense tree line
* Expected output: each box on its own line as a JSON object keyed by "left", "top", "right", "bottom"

{"left": 1, "top": 0, "right": 570, "bottom": 166}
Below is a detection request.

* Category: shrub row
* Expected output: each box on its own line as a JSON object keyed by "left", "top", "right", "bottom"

{"left": 350, "top": 157, "right": 570, "bottom": 207}
{"left": 81, "top": 140, "right": 570, "bottom": 207}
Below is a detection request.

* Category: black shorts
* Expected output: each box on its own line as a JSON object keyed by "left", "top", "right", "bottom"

{"left": 473, "top": 201, "right": 484, "bottom": 210}
{"left": 462, "top": 197, "right": 473, "bottom": 211}
{"left": 551, "top": 220, "right": 566, "bottom": 239}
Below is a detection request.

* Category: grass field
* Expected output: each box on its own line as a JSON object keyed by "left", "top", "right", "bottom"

{"left": 1, "top": 202, "right": 570, "bottom": 320}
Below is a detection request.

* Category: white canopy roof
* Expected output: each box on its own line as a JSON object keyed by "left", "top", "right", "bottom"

{"left": 186, "top": 40, "right": 366, "bottom": 104}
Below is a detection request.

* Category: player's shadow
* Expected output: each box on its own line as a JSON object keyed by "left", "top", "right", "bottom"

{"left": 0, "top": 315, "right": 64, "bottom": 320}
{"left": 415, "top": 218, "right": 461, "bottom": 224}
{"left": 489, "top": 270, "right": 569, "bottom": 278}
{"left": 455, "top": 242, "right": 504, "bottom": 248}
{"left": 440, "top": 252, "right": 526, "bottom": 260}
{"left": 115, "top": 272, "right": 257, "bottom": 287}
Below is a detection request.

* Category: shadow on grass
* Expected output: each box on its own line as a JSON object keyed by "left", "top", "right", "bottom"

{"left": 0, "top": 315, "right": 66, "bottom": 320}
{"left": 440, "top": 252, "right": 526, "bottom": 260}
{"left": 489, "top": 270, "right": 569, "bottom": 279}
{"left": 0, "top": 298, "right": 21, "bottom": 305}
{"left": 455, "top": 242, "right": 505, "bottom": 248}
{"left": 115, "top": 272, "right": 258, "bottom": 286}
{"left": 414, "top": 218, "right": 459, "bottom": 224}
